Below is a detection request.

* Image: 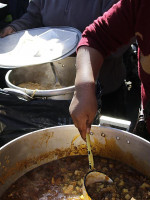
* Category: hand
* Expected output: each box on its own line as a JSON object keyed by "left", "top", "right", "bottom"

{"left": 70, "top": 46, "right": 103, "bottom": 140}
{"left": 69, "top": 84, "right": 98, "bottom": 140}
{"left": 0, "top": 26, "right": 15, "bottom": 37}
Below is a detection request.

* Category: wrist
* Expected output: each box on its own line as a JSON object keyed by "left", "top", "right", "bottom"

{"left": 75, "top": 82, "right": 96, "bottom": 97}
{"left": 9, "top": 25, "right": 17, "bottom": 32}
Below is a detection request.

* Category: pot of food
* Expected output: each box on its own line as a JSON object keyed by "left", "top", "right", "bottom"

{"left": 0, "top": 26, "right": 81, "bottom": 100}
{"left": 5, "top": 56, "right": 76, "bottom": 100}
{"left": 0, "top": 125, "right": 150, "bottom": 199}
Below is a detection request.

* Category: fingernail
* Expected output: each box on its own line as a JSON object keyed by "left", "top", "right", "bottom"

{"left": 87, "top": 127, "right": 90, "bottom": 134}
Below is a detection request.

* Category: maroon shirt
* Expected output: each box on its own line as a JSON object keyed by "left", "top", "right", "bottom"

{"left": 78, "top": 0, "right": 150, "bottom": 132}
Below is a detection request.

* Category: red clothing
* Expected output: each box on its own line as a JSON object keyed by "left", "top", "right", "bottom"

{"left": 78, "top": 0, "right": 150, "bottom": 133}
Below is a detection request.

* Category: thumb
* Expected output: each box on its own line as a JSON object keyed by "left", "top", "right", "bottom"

{"left": 86, "top": 127, "right": 91, "bottom": 134}
{"left": 86, "top": 120, "right": 91, "bottom": 136}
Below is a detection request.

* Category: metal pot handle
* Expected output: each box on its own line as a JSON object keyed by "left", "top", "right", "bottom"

{"left": 99, "top": 115, "right": 131, "bottom": 131}
{"left": 3, "top": 88, "right": 32, "bottom": 101}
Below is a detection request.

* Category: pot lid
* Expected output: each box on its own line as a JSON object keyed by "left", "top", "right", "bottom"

{"left": 0, "top": 26, "right": 81, "bottom": 68}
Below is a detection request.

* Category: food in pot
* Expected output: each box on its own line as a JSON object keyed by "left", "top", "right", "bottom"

{"left": 1, "top": 155, "right": 150, "bottom": 200}
{"left": 17, "top": 81, "right": 62, "bottom": 90}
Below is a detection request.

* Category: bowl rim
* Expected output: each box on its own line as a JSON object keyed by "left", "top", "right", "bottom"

{"left": 5, "top": 70, "right": 75, "bottom": 97}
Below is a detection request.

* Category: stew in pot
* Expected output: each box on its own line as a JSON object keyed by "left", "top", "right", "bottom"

{"left": 1, "top": 155, "right": 150, "bottom": 200}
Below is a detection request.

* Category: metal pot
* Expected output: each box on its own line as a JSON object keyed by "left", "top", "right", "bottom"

{"left": 5, "top": 56, "right": 76, "bottom": 100}
{"left": 0, "top": 125, "right": 150, "bottom": 197}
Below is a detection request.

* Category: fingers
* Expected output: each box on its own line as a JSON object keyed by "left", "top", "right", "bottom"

{"left": 0, "top": 26, "right": 15, "bottom": 38}
{"left": 79, "top": 126, "right": 87, "bottom": 141}
{"left": 0, "top": 29, "right": 4, "bottom": 37}
{"left": 86, "top": 127, "right": 91, "bottom": 134}
{"left": 69, "top": 92, "right": 96, "bottom": 140}
{"left": 71, "top": 115, "right": 86, "bottom": 140}
{"left": 79, "top": 122, "right": 91, "bottom": 141}
{"left": 72, "top": 116, "right": 92, "bottom": 141}
{"left": 70, "top": 104, "right": 94, "bottom": 140}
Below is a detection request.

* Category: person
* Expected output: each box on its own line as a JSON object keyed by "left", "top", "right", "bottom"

{"left": 69, "top": 0, "right": 150, "bottom": 140}
{"left": 8, "top": 0, "right": 29, "bottom": 20}
{"left": 0, "top": 0, "right": 131, "bottom": 116}
{"left": 0, "top": 1, "right": 8, "bottom": 29}
{"left": 0, "top": 0, "right": 29, "bottom": 29}
{"left": 0, "top": 0, "right": 29, "bottom": 89}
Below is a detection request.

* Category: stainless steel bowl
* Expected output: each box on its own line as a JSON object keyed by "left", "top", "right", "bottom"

{"left": 5, "top": 57, "right": 76, "bottom": 100}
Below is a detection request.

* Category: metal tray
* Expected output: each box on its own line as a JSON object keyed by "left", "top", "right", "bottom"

{"left": 0, "top": 26, "right": 81, "bottom": 68}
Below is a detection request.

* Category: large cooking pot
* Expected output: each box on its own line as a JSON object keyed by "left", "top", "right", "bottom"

{"left": 0, "top": 125, "right": 150, "bottom": 197}
{"left": 5, "top": 56, "right": 76, "bottom": 100}
{"left": 2, "top": 26, "right": 82, "bottom": 100}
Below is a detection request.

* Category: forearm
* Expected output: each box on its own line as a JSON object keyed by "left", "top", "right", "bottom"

{"left": 10, "top": 0, "right": 42, "bottom": 31}
{"left": 75, "top": 46, "right": 104, "bottom": 95}
{"left": 69, "top": 46, "right": 103, "bottom": 139}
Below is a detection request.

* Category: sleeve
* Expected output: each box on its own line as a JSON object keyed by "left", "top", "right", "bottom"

{"left": 9, "top": 0, "right": 43, "bottom": 31}
{"left": 77, "top": 0, "right": 138, "bottom": 58}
